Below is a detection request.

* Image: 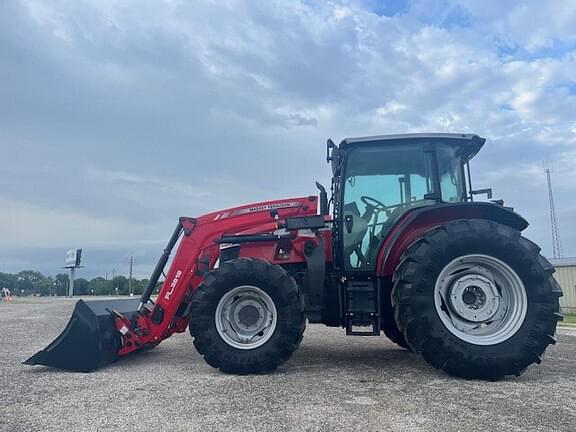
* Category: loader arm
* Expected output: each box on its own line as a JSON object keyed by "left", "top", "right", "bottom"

{"left": 24, "top": 196, "right": 319, "bottom": 371}
{"left": 113, "top": 197, "right": 319, "bottom": 357}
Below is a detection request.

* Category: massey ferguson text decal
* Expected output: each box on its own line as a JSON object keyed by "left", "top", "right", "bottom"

{"left": 213, "top": 201, "right": 302, "bottom": 220}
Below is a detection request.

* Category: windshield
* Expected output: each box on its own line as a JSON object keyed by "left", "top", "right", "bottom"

{"left": 341, "top": 142, "right": 465, "bottom": 270}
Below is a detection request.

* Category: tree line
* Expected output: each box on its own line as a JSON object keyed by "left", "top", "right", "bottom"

{"left": 0, "top": 270, "right": 155, "bottom": 296}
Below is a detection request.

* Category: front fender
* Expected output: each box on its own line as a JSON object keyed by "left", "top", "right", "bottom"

{"left": 376, "top": 202, "right": 528, "bottom": 277}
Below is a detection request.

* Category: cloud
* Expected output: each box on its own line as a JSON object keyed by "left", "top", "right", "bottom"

{"left": 83, "top": 165, "right": 275, "bottom": 219}
{"left": 1, "top": 0, "right": 576, "bottom": 277}
{"left": 0, "top": 196, "right": 163, "bottom": 249}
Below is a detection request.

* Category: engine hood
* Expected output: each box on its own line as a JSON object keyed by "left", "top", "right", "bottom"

{"left": 192, "top": 196, "right": 318, "bottom": 228}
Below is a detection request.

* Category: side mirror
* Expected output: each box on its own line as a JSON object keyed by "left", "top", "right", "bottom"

{"left": 326, "top": 139, "right": 335, "bottom": 163}
{"left": 470, "top": 188, "right": 493, "bottom": 199}
{"left": 327, "top": 140, "right": 341, "bottom": 176}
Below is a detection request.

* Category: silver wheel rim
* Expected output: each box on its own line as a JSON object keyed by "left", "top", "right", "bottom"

{"left": 215, "top": 285, "right": 278, "bottom": 350}
{"left": 434, "top": 254, "right": 527, "bottom": 345}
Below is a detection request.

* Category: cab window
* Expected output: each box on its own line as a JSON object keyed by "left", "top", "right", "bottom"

{"left": 342, "top": 144, "right": 434, "bottom": 270}
{"left": 437, "top": 144, "right": 464, "bottom": 202}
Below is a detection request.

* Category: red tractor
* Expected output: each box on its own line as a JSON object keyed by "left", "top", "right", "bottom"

{"left": 25, "top": 133, "right": 562, "bottom": 379}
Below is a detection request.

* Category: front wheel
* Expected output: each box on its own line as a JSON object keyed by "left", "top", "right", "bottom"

{"left": 189, "top": 258, "right": 305, "bottom": 374}
{"left": 392, "top": 219, "right": 563, "bottom": 380}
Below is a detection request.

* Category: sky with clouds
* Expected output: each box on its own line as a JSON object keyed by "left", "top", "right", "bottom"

{"left": 1, "top": 0, "right": 575, "bottom": 279}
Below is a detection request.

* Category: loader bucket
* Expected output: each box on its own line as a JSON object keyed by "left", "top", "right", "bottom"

{"left": 24, "top": 298, "right": 140, "bottom": 372}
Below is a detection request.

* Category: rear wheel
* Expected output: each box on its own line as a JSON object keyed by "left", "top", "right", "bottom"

{"left": 392, "top": 219, "right": 563, "bottom": 379}
{"left": 381, "top": 286, "right": 411, "bottom": 350}
{"left": 190, "top": 258, "right": 305, "bottom": 374}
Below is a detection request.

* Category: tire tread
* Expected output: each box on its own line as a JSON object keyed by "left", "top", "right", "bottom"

{"left": 190, "top": 258, "right": 305, "bottom": 374}
{"left": 392, "top": 219, "right": 562, "bottom": 380}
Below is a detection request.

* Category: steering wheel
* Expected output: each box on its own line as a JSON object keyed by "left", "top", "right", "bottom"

{"left": 360, "top": 195, "right": 387, "bottom": 211}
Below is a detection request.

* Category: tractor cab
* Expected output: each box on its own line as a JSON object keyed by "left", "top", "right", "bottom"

{"left": 327, "top": 134, "right": 485, "bottom": 271}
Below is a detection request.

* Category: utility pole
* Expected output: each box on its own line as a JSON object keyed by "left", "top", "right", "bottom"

{"left": 112, "top": 268, "right": 116, "bottom": 296}
{"left": 129, "top": 256, "right": 133, "bottom": 296}
{"left": 69, "top": 268, "right": 75, "bottom": 297}
{"left": 544, "top": 162, "right": 562, "bottom": 258}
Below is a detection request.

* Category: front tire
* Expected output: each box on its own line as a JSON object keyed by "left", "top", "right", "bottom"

{"left": 392, "top": 219, "right": 563, "bottom": 380}
{"left": 190, "top": 258, "right": 306, "bottom": 374}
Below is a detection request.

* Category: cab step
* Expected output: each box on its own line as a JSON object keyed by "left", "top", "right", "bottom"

{"left": 344, "top": 280, "right": 380, "bottom": 336}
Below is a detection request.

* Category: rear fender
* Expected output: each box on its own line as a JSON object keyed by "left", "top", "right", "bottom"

{"left": 376, "top": 202, "right": 528, "bottom": 277}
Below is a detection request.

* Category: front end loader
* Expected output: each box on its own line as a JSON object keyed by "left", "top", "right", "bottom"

{"left": 25, "top": 133, "right": 563, "bottom": 379}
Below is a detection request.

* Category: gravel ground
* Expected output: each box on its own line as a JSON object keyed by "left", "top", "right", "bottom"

{"left": 1, "top": 297, "right": 575, "bottom": 432}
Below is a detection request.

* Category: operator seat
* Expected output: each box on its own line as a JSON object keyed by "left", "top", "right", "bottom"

{"left": 343, "top": 202, "right": 369, "bottom": 266}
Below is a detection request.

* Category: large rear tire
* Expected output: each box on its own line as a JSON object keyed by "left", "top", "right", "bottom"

{"left": 381, "top": 287, "right": 411, "bottom": 350}
{"left": 190, "top": 258, "right": 305, "bottom": 374}
{"left": 392, "top": 219, "right": 563, "bottom": 380}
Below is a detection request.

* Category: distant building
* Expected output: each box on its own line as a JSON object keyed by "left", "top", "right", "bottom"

{"left": 550, "top": 258, "right": 576, "bottom": 315}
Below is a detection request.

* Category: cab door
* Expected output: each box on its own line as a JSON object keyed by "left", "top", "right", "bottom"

{"left": 341, "top": 144, "right": 434, "bottom": 270}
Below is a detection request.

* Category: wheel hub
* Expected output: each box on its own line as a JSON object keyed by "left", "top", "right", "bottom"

{"left": 461, "top": 289, "right": 478, "bottom": 305}
{"left": 448, "top": 274, "right": 500, "bottom": 323}
{"left": 215, "top": 285, "right": 278, "bottom": 350}
{"left": 235, "top": 302, "right": 262, "bottom": 330}
{"left": 434, "top": 254, "right": 528, "bottom": 346}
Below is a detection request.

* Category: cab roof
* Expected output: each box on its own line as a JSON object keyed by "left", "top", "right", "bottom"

{"left": 339, "top": 133, "right": 486, "bottom": 162}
